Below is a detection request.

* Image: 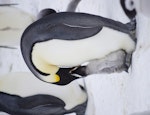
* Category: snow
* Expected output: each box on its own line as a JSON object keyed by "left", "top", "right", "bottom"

{"left": 0, "top": 0, "right": 150, "bottom": 115}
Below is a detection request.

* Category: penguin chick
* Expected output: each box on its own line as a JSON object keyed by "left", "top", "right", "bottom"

{"left": 69, "top": 50, "right": 131, "bottom": 77}
{"left": 21, "top": 12, "right": 136, "bottom": 85}
{"left": 82, "top": 50, "right": 130, "bottom": 75}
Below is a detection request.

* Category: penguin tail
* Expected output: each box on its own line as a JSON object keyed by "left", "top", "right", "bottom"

{"left": 126, "top": 18, "right": 137, "bottom": 42}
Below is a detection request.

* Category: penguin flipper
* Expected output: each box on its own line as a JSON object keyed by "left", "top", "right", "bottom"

{"left": 44, "top": 23, "right": 103, "bottom": 40}
{"left": 0, "top": 92, "right": 66, "bottom": 115}
{"left": 0, "top": 92, "right": 87, "bottom": 115}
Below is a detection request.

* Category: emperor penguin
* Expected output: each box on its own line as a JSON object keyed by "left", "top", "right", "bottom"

{"left": 0, "top": 72, "right": 87, "bottom": 115}
{"left": 21, "top": 10, "right": 136, "bottom": 85}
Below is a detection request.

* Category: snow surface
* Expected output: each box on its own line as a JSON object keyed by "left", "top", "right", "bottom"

{"left": 0, "top": 0, "right": 150, "bottom": 115}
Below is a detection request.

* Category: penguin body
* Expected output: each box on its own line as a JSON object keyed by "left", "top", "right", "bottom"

{"left": 21, "top": 12, "right": 136, "bottom": 85}
{"left": 0, "top": 72, "right": 87, "bottom": 115}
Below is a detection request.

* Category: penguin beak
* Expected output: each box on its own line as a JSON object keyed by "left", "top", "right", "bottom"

{"left": 69, "top": 66, "right": 87, "bottom": 77}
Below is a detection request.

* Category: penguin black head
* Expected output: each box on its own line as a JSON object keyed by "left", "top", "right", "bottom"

{"left": 120, "top": 0, "right": 136, "bottom": 19}
{"left": 53, "top": 66, "right": 87, "bottom": 85}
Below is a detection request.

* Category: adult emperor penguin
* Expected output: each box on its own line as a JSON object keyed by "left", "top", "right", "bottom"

{"left": 0, "top": 72, "right": 87, "bottom": 115}
{"left": 21, "top": 4, "right": 136, "bottom": 85}
{"left": 21, "top": 11, "right": 136, "bottom": 85}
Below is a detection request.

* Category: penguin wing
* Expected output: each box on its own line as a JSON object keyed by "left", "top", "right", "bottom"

{"left": 0, "top": 92, "right": 65, "bottom": 115}
{"left": 41, "top": 23, "right": 103, "bottom": 41}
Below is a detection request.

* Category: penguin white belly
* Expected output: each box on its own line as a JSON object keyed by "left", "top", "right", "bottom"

{"left": 32, "top": 27, "right": 135, "bottom": 67}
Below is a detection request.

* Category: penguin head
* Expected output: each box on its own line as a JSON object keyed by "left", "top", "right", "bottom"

{"left": 52, "top": 67, "right": 86, "bottom": 85}
{"left": 120, "top": 0, "right": 136, "bottom": 19}
{"left": 30, "top": 58, "right": 87, "bottom": 85}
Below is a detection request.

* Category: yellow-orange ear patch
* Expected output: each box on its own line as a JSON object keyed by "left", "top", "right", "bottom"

{"left": 41, "top": 74, "right": 60, "bottom": 83}
{"left": 54, "top": 74, "right": 60, "bottom": 83}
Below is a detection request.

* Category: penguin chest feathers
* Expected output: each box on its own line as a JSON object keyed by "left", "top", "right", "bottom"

{"left": 32, "top": 27, "right": 135, "bottom": 69}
